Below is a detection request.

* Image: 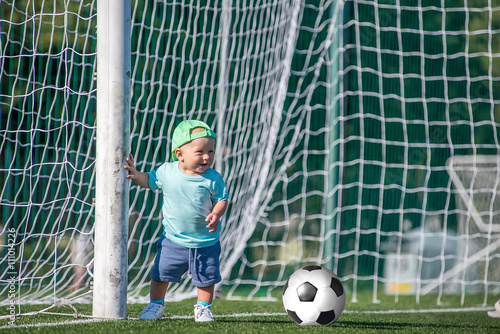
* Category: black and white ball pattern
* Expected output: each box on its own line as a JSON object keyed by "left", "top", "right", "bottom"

{"left": 282, "top": 265, "right": 345, "bottom": 326}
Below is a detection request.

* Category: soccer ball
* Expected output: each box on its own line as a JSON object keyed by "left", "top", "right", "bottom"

{"left": 282, "top": 265, "right": 345, "bottom": 326}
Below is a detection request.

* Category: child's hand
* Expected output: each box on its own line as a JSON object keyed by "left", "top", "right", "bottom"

{"left": 124, "top": 154, "right": 138, "bottom": 180}
{"left": 205, "top": 200, "right": 227, "bottom": 233}
{"left": 123, "top": 154, "right": 151, "bottom": 188}
{"left": 205, "top": 213, "right": 219, "bottom": 233}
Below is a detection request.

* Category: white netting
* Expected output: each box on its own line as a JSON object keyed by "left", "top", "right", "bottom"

{"left": 0, "top": 0, "right": 97, "bottom": 305}
{"left": 1, "top": 0, "right": 499, "bottom": 312}
{"left": 437, "top": 156, "right": 500, "bottom": 296}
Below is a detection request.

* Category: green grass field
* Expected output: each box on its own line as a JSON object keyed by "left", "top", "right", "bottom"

{"left": 0, "top": 294, "right": 499, "bottom": 333}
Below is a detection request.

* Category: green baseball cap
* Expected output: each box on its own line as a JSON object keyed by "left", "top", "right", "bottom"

{"left": 171, "top": 120, "right": 217, "bottom": 161}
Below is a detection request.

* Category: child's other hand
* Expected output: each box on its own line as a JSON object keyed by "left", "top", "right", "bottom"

{"left": 124, "top": 154, "right": 138, "bottom": 180}
{"left": 205, "top": 213, "right": 219, "bottom": 233}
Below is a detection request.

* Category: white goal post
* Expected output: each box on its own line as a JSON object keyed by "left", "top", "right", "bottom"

{"left": 92, "top": 0, "right": 131, "bottom": 319}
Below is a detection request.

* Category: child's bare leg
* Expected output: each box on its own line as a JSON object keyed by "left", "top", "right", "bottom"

{"left": 139, "top": 279, "right": 169, "bottom": 320}
{"left": 194, "top": 285, "right": 215, "bottom": 322}
{"left": 150, "top": 278, "right": 169, "bottom": 300}
{"left": 197, "top": 285, "right": 214, "bottom": 304}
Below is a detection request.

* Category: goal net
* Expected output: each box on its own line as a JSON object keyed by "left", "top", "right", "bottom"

{"left": 1, "top": 0, "right": 500, "bottom": 312}
{"left": 431, "top": 155, "right": 500, "bottom": 295}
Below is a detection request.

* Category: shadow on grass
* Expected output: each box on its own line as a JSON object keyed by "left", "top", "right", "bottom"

{"left": 215, "top": 318, "right": 291, "bottom": 324}
{"left": 336, "top": 320, "right": 500, "bottom": 331}
{"left": 212, "top": 317, "right": 500, "bottom": 332}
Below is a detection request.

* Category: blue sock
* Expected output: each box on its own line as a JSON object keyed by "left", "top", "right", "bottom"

{"left": 197, "top": 300, "right": 211, "bottom": 307}
{"left": 151, "top": 298, "right": 164, "bottom": 305}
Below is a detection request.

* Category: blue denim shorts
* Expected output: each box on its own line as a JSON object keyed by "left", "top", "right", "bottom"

{"left": 150, "top": 234, "right": 222, "bottom": 287}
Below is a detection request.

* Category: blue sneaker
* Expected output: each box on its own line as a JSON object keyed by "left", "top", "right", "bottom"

{"left": 139, "top": 302, "right": 165, "bottom": 320}
{"left": 194, "top": 304, "right": 214, "bottom": 322}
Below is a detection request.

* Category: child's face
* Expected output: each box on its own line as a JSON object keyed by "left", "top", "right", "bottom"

{"left": 175, "top": 136, "right": 216, "bottom": 175}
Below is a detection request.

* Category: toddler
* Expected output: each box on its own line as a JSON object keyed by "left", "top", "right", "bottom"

{"left": 124, "top": 120, "right": 228, "bottom": 322}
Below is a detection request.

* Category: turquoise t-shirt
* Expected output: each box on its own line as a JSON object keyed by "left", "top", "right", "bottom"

{"left": 147, "top": 162, "right": 228, "bottom": 248}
